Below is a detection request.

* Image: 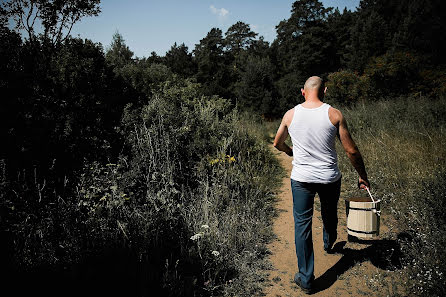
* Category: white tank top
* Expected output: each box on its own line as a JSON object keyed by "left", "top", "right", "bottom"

{"left": 288, "top": 103, "right": 341, "bottom": 183}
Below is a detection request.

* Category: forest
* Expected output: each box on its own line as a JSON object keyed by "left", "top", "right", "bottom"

{"left": 1, "top": 0, "right": 445, "bottom": 296}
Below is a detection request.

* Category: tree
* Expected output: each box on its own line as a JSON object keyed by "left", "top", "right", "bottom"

{"left": 345, "top": 3, "right": 389, "bottom": 71}
{"left": 193, "top": 28, "right": 231, "bottom": 98}
{"left": 164, "top": 42, "right": 196, "bottom": 77}
{"left": 271, "top": 0, "right": 333, "bottom": 108}
{"left": 146, "top": 51, "right": 163, "bottom": 64}
{"left": 275, "top": 0, "right": 331, "bottom": 42}
{"left": 105, "top": 31, "right": 134, "bottom": 72}
{"left": 272, "top": 0, "right": 332, "bottom": 76}
{"left": 2, "top": 0, "right": 100, "bottom": 45}
{"left": 248, "top": 36, "right": 270, "bottom": 58}
{"left": 225, "top": 21, "right": 257, "bottom": 55}
{"left": 391, "top": 0, "right": 446, "bottom": 64}
{"left": 235, "top": 55, "right": 275, "bottom": 116}
{"left": 193, "top": 28, "right": 225, "bottom": 64}
{"left": 326, "top": 7, "right": 355, "bottom": 69}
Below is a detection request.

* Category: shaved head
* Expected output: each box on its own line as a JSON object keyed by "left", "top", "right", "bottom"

{"left": 304, "top": 76, "right": 324, "bottom": 91}
{"left": 302, "top": 76, "right": 326, "bottom": 100}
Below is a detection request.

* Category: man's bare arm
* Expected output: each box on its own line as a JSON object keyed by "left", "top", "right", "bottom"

{"left": 337, "top": 110, "right": 370, "bottom": 189}
{"left": 273, "top": 110, "right": 293, "bottom": 156}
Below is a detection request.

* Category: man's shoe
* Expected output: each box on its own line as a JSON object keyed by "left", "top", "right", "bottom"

{"left": 294, "top": 273, "right": 312, "bottom": 294}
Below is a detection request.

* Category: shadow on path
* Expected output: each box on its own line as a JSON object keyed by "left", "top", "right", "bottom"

{"left": 312, "top": 233, "right": 408, "bottom": 294}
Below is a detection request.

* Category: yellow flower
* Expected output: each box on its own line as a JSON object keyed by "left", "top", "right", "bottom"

{"left": 210, "top": 158, "right": 220, "bottom": 165}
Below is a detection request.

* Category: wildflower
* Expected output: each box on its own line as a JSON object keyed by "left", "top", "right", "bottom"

{"left": 210, "top": 158, "right": 220, "bottom": 166}
{"left": 190, "top": 232, "right": 204, "bottom": 241}
{"left": 201, "top": 224, "right": 209, "bottom": 230}
{"left": 211, "top": 251, "right": 220, "bottom": 257}
{"left": 228, "top": 156, "right": 236, "bottom": 163}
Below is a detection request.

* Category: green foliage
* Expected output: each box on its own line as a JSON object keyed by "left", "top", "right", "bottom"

{"left": 274, "top": 72, "right": 304, "bottom": 112}
{"left": 165, "top": 42, "right": 196, "bottom": 77}
{"left": 346, "top": 9, "right": 388, "bottom": 71}
{"left": 3, "top": 0, "right": 101, "bottom": 45}
{"left": 120, "top": 62, "right": 174, "bottom": 97}
{"left": 105, "top": 31, "right": 134, "bottom": 72}
{"left": 326, "top": 7, "right": 355, "bottom": 68}
{"left": 364, "top": 51, "right": 422, "bottom": 97}
{"left": 337, "top": 96, "right": 446, "bottom": 296}
{"left": 273, "top": 0, "right": 333, "bottom": 75}
{"left": 193, "top": 28, "right": 233, "bottom": 98}
{"left": 235, "top": 55, "right": 275, "bottom": 116}
{"left": 224, "top": 21, "right": 257, "bottom": 54}
{"left": 1, "top": 78, "right": 282, "bottom": 296}
{"left": 271, "top": 0, "right": 338, "bottom": 110}
{"left": 325, "top": 70, "right": 372, "bottom": 104}
{"left": 0, "top": 35, "right": 136, "bottom": 175}
{"left": 418, "top": 69, "right": 446, "bottom": 98}
{"left": 84, "top": 80, "right": 282, "bottom": 295}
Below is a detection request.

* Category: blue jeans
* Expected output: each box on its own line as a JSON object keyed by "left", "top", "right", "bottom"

{"left": 291, "top": 178, "right": 341, "bottom": 288}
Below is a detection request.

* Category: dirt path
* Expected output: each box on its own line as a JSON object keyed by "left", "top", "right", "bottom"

{"left": 263, "top": 147, "right": 395, "bottom": 297}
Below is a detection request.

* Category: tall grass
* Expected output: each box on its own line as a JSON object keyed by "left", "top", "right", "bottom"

{"left": 334, "top": 95, "right": 446, "bottom": 296}
{"left": 0, "top": 79, "right": 282, "bottom": 296}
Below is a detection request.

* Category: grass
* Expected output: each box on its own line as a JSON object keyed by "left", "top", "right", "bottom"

{"left": 0, "top": 81, "right": 284, "bottom": 297}
{"left": 336, "top": 95, "right": 446, "bottom": 296}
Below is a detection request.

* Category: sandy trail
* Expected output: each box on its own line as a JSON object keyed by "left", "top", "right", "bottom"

{"left": 263, "top": 147, "right": 391, "bottom": 297}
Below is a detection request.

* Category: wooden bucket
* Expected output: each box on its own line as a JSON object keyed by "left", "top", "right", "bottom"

{"left": 345, "top": 196, "right": 381, "bottom": 238}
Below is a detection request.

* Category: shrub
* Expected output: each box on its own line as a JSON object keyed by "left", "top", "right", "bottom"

{"left": 115, "top": 79, "right": 283, "bottom": 295}
{"left": 325, "top": 70, "right": 372, "bottom": 104}
{"left": 363, "top": 51, "right": 422, "bottom": 97}
{"left": 417, "top": 68, "right": 446, "bottom": 98}
{"left": 1, "top": 79, "right": 282, "bottom": 297}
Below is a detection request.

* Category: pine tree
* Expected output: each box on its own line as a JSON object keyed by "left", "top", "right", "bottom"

{"left": 105, "top": 32, "right": 134, "bottom": 72}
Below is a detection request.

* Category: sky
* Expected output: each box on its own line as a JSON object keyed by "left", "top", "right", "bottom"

{"left": 6, "top": 0, "right": 361, "bottom": 58}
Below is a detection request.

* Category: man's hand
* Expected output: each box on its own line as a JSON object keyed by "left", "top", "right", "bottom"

{"left": 358, "top": 177, "right": 370, "bottom": 190}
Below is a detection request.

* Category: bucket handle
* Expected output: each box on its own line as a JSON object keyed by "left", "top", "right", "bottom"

{"left": 365, "top": 187, "right": 380, "bottom": 216}
{"left": 365, "top": 186, "right": 376, "bottom": 203}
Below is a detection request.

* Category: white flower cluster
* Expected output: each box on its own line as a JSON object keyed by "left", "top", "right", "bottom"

{"left": 190, "top": 224, "right": 211, "bottom": 241}
{"left": 190, "top": 232, "right": 204, "bottom": 241}
{"left": 211, "top": 250, "right": 220, "bottom": 257}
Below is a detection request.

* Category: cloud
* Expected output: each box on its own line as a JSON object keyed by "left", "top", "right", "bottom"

{"left": 210, "top": 5, "right": 229, "bottom": 17}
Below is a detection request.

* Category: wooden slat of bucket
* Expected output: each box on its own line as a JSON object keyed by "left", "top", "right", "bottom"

{"left": 346, "top": 197, "right": 380, "bottom": 238}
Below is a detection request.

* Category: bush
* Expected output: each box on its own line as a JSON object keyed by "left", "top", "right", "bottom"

{"left": 1, "top": 79, "right": 282, "bottom": 297}
{"left": 417, "top": 68, "right": 446, "bottom": 98}
{"left": 116, "top": 79, "right": 283, "bottom": 295}
{"left": 363, "top": 51, "right": 422, "bottom": 98}
{"left": 325, "top": 70, "right": 372, "bottom": 104}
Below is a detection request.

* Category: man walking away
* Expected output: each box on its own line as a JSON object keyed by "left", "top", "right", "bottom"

{"left": 273, "top": 76, "right": 370, "bottom": 294}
